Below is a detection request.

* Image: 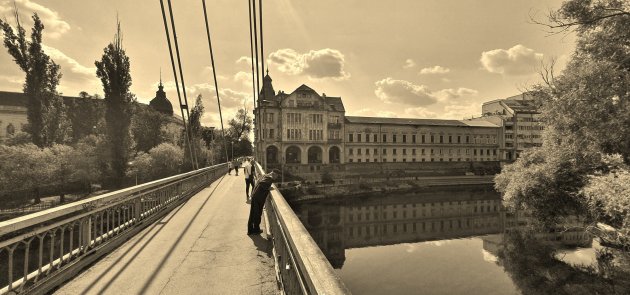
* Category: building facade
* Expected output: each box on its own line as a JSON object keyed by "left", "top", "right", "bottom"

{"left": 476, "top": 93, "right": 543, "bottom": 160}
{"left": 253, "top": 74, "right": 502, "bottom": 177}
{"left": 0, "top": 91, "right": 29, "bottom": 139}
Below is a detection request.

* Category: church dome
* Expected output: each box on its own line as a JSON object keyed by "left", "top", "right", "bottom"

{"left": 149, "top": 83, "right": 173, "bottom": 115}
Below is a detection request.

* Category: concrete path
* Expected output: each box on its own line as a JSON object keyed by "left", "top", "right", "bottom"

{"left": 55, "top": 171, "right": 278, "bottom": 295}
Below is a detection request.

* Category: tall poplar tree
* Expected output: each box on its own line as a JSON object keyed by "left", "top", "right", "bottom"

{"left": 95, "top": 22, "right": 133, "bottom": 187}
{"left": 0, "top": 12, "right": 70, "bottom": 146}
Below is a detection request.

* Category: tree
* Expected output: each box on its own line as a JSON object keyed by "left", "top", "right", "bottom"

{"left": 66, "top": 92, "right": 104, "bottom": 142}
{"left": 127, "top": 143, "right": 183, "bottom": 183}
{"left": 131, "top": 105, "right": 168, "bottom": 153}
{"left": 72, "top": 135, "right": 106, "bottom": 192}
{"left": 496, "top": 0, "right": 630, "bottom": 228}
{"left": 0, "top": 12, "right": 71, "bottom": 146}
{"left": 95, "top": 21, "right": 134, "bottom": 187}
{"left": 227, "top": 108, "right": 253, "bottom": 139}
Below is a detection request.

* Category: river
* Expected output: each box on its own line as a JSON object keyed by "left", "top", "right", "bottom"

{"left": 290, "top": 185, "right": 630, "bottom": 295}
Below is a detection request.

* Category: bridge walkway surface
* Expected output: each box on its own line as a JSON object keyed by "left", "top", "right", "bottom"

{"left": 54, "top": 172, "right": 278, "bottom": 295}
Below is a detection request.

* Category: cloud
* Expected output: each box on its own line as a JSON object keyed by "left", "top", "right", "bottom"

{"left": 0, "top": 0, "right": 70, "bottom": 39}
{"left": 480, "top": 44, "right": 543, "bottom": 75}
{"left": 419, "top": 65, "right": 450, "bottom": 75}
{"left": 353, "top": 108, "right": 399, "bottom": 118}
{"left": 236, "top": 56, "right": 252, "bottom": 65}
{"left": 434, "top": 87, "right": 478, "bottom": 101}
{"left": 441, "top": 103, "right": 481, "bottom": 120}
{"left": 374, "top": 77, "right": 437, "bottom": 106}
{"left": 268, "top": 48, "right": 350, "bottom": 80}
{"left": 233, "top": 71, "right": 252, "bottom": 87}
{"left": 404, "top": 107, "right": 437, "bottom": 118}
{"left": 39, "top": 45, "right": 100, "bottom": 95}
{"left": 403, "top": 59, "right": 416, "bottom": 69}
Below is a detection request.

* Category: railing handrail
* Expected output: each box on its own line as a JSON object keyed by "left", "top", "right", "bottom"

{"left": 256, "top": 163, "right": 350, "bottom": 294}
{"left": 0, "top": 164, "right": 222, "bottom": 237}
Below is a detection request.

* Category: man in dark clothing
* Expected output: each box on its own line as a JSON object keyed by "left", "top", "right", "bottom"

{"left": 247, "top": 169, "right": 280, "bottom": 235}
{"left": 243, "top": 160, "right": 256, "bottom": 201}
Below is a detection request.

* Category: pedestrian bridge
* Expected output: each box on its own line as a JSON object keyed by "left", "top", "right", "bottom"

{"left": 0, "top": 163, "right": 349, "bottom": 295}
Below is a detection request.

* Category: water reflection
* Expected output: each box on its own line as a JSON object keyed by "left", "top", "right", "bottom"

{"left": 290, "top": 185, "right": 630, "bottom": 295}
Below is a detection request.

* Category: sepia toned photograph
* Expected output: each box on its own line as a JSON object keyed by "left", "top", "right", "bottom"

{"left": 0, "top": 0, "right": 629, "bottom": 294}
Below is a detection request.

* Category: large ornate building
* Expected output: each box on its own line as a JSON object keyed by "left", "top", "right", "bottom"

{"left": 253, "top": 74, "right": 506, "bottom": 178}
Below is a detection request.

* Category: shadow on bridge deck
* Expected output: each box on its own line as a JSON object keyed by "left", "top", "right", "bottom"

{"left": 54, "top": 172, "right": 277, "bottom": 295}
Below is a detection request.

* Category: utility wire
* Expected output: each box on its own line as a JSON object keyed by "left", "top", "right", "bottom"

{"left": 166, "top": 0, "right": 199, "bottom": 170}
{"left": 201, "top": 0, "right": 230, "bottom": 164}
{"left": 159, "top": 0, "right": 196, "bottom": 169}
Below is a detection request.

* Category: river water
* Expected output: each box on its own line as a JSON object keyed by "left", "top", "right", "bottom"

{"left": 290, "top": 185, "right": 630, "bottom": 295}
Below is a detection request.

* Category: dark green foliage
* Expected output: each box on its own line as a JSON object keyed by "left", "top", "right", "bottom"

{"left": 131, "top": 104, "right": 168, "bottom": 153}
{"left": 0, "top": 13, "right": 70, "bottom": 146}
{"left": 66, "top": 92, "right": 105, "bottom": 142}
{"left": 496, "top": 0, "right": 630, "bottom": 227}
{"left": 95, "top": 22, "right": 133, "bottom": 187}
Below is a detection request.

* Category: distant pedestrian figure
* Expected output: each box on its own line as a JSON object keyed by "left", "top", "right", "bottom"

{"left": 227, "top": 161, "right": 233, "bottom": 175}
{"left": 243, "top": 160, "right": 256, "bottom": 201}
{"left": 233, "top": 159, "right": 240, "bottom": 176}
{"left": 247, "top": 169, "right": 280, "bottom": 235}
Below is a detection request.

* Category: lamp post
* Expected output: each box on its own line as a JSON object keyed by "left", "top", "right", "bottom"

{"left": 231, "top": 141, "right": 234, "bottom": 161}
{"left": 128, "top": 161, "right": 137, "bottom": 186}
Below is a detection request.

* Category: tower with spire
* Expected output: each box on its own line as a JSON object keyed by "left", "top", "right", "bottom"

{"left": 149, "top": 70, "right": 174, "bottom": 116}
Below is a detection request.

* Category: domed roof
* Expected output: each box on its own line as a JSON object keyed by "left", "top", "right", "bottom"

{"left": 149, "top": 83, "right": 173, "bottom": 115}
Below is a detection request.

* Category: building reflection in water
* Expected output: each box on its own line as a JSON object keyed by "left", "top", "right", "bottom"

{"left": 291, "top": 185, "right": 591, "bottom": 269}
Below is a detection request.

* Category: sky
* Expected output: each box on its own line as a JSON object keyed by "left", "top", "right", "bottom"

{"left": 0, "top": 0, "right": 576, "bottom": 127}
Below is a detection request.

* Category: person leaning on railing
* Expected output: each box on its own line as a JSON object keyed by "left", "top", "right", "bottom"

{"left": 247, "top": 169, "right": 280, "bottom": 235}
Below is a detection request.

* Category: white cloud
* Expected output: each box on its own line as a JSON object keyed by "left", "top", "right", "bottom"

{"left": 480, "top": 44, "right": 543, "bottom": 75}
{"left": 419, "top": 65, "right": 450, "bottom": 75}
{"left": 236, "top": 56, "right": 252, "bottom": 65}
{"left": 404, "top": 107, "right": 437, "bottom": 118}
{"left": 268, "top": 48, "right": 350, "bottom": 80}
{"left": 403, "top": 59, "right": 416, "bottom": 69}
{"left": 0, "top": 0, "right": 70, "bottom": 39}
{"left": 353, "top": 108, "right": 399, "bottom": 118}
{"left": 434, "top": 87, "right": 478, "bottom": 101}
{"left": 441, "top": 103, "right": 481, "bottom": 120}
{"left": 374, "top": 77, "right": 436, "bottom": 106}
{"left": 38, "top": 45, "right": 100, "bottom": 95}
{"left": 233, "top": 71, "right": 252, "bottom": 87}
{"left": 42, "top": 45, "right": 95, "bottom": 77}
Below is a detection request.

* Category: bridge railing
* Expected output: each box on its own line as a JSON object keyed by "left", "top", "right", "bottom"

{"left": 255, "top": 163, "right": 350, "bottom": 295}
{"left": 0, "top": 163, "right": 227, "bottom": 295}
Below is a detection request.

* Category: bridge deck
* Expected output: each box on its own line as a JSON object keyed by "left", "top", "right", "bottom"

{"left": 54, "top": 172, "right": 277, "bottom": 295}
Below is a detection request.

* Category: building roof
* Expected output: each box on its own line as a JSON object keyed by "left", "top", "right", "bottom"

{"left": 149, "top": 84, "right": 174, "bottom": 115}
{"left": 325, "top": 96, "right": 345, "bottom": 112}
{"left": 0, "top": 91, "right": 28, "bottom": 107}
{"left": 345, "top": 116, "right": 498, "bottom": 128}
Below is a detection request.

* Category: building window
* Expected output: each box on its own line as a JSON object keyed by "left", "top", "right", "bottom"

{"left": 311, "top": 114, "right": 323, "bottom": 123}
{"left": 422, "top": 135, "right": 426, "bottom": 143}
{"left": 412, "top": 149, "right": 416, "bottom": 155}
{"left": 393, "top": 159, "right": 397, "bottom": 162}
{"left": 287, "top": 113, "right": 302, "bottom": 123}
{"left": 374, "top": 148, "right": 378, "bottom": 155}
{"left": 366, "top": 148, "right": 370, "bottom": 155}
{"left": 421, "top": 149, "right": 425, "bottom": 155}
{"left": 357, "top": 133, "right": 362, "bottom": 142}
{"left": 393, "top": 134, "right": 397, "bottom": 142}
{"left": 431, "top": 135, "right": 434, "bottom": 143}
{"left": 265, "top": 113, "right": 274, "bottom": 123}
{"left": 412, "top": 134, "right": 416, "bottom": 143}
{"left": 349, "top": 159, "right": 353, "bottom": 163}
{"left": 349, "top": 148, "right": 353, "bottom": 155}
{"left": 403, "top": 149, "right": 407, "bottom": 155}
{"left": 382, "top": 134, "right": 387, "bottom": 142}
{"left": 440, "top": 135, "right": 443, "bottom": 143}
{"left": 358, "top": 159, "right": 362, "bottom": 163}
{"left": 287, "top": 129, "right": 302, "bottom": 140}
{"left": 383, "top": 148, "right": 387, "bottom": 155}
{"left": 458, "top": 136, "right": 461, "bottom": 143}
{"left": 402, "top": 135, "right": 407, "bottom": 143}
{"left": 269, "top": 129, "right": 274, "bottom": 139}
{"left": 448, "top": 135, "right": 452, "bottom": 143}
{"left": 366, "top": 133, "right": 370, "bottom": 142}
{"left": 373, "top": 134, "right": 378, "bottom": 142}
{"left": 349, "top": 133, "right": 354, "bottom": 142}
{"left": 393, "top": 148, "right": 397, "bottom": 155}
{"left": 466, "top": 136, "right": 470, "bottom": 143}
{"left": 358, "top": 149, "right": 362, "bottom": 155}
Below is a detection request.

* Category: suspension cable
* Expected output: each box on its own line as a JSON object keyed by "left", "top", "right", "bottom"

{"left": 159, "top": 0, "right": 196, "bottom": 169}
{"left": 166, "top": 0, "right": 199, "bottom": 170}
{"left": 248, "top": 0, "right": 259, "bottom": 162}
{"left": 259, "top": 0, "right": 264, "bottom": 82}
{"left": 201, "top": 0, "right": 230, "bottom": 164}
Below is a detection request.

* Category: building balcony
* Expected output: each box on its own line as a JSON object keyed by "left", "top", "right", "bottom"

{"left": 327, "top": 122, "right": 342, "bottom": 129}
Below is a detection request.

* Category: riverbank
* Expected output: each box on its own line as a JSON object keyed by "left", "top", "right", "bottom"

{"left": 279, "top": 175, "right": 495, "bottom": 202}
